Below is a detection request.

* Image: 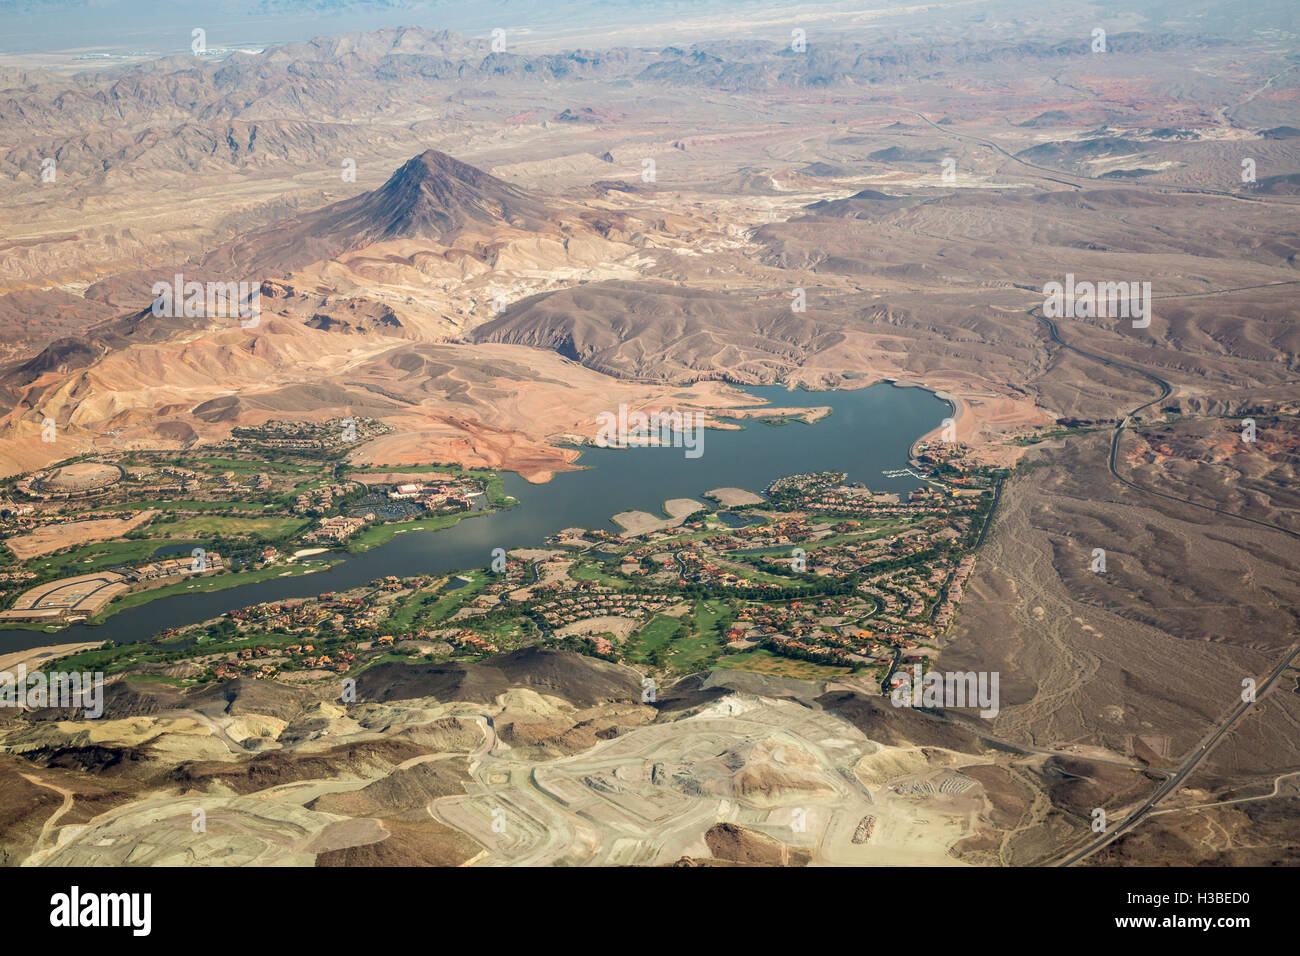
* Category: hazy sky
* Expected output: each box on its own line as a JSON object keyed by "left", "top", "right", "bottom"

{"left": 1, "top": 0, "right": 820, "bottom": 54}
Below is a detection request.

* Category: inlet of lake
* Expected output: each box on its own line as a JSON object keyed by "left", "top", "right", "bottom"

{"left": 0, "top": 382, "right": 951, "bottom": 653}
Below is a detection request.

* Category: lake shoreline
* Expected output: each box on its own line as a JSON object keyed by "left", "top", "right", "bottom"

{"left": 0, "top": 382, "right": 949, "bottom": 654}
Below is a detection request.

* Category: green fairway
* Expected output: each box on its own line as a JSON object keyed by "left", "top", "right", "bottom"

{"left": 347, "top": 513, "right": 472, "bottom": 551}
{"left": 417, "top": 572, "right": 489, "bottom": 626}
{"left": 570, "top": 562, "right": 632, "bottom": 589}
{"left": 148, "top": 515, "right": 308, "bottom": 539}
{"left": 30, "top": 538, "right": 188, "bottom": 575}
{"left": 623, "top": 601, "right": 733, "bottom": 671}
{"left": 623, "top": 614, "right": 680, "bottom": 664}
{"left": 105, "top": 500, "right": 273, "bottom": 513}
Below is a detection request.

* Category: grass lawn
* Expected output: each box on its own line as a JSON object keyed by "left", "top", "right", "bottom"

{"left": 342, "top": 463, "right": 511, "bottom": 507}
{"left": 29, "top": 538, "right": 186, "bottom": 575}
{"left": 381, "top": 586, "right": 440, "bottom": 633}
{"left": 190, "top": 456, "right": 320, "bottom": 475}
{"left": 482, "top": 617, "right": 525, "bottom": 644}
{"left": 27, "top": 514, "right": 307, "bottom": 577}
{"left": 623, "top": 613, "right": 680, "bottom": 664}
{"left": 417, "top": 572, "right": 488, "bottom": 626}
{"left": 347, "top": 513, "right": 476, "bottom": 552}
{"left": 148, "top": 515, "right": 308, "bottom": 539}
{"left": 52, "top": 630, "right": 194, "bottom": 674}
{"left": 715, "top": 559, "right": 797, "bottom": 586}
{"left": 570, "top": 562, "right": 632, "bottom": 589}
{"left": 667, "top": 600, "right": 730, "bottom": 670}
{"left": 623, "top": 601, "right": 732, "bottom": 671}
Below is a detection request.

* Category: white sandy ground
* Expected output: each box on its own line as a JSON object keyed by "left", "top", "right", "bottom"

{"left": 704, "top": 487, "right": 765, "bottom": 507}
{"left": 0, "top": 642, "right": 103, "bottom": 675}
{"left": 12, "top": 686, "right": 993, "bottom": 866}
{"left": 611, "top": 498, "right": 705, "bottom": 535}
{"left": 427, "top": 691, "right": 982, "bottom": 866}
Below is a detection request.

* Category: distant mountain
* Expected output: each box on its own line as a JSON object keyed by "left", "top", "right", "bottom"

{"left": 202, "top": 148, "right": 555, "bottom": 275}
{"left": 1016, "top": 137, "right": 1149, "bottom": 170}
{"left": 801, "top": 189, "right": 911, "bottom": 218}
{"left": 1018, "top": 110, "right": 1072, "bottom": 128}
{"left": 868, "top": 146, "right": 947, "bottom": 164}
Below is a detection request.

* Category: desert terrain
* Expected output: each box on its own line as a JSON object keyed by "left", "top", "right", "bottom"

{"left": 0, "top": 0, "right": 1297, "bottom": 869}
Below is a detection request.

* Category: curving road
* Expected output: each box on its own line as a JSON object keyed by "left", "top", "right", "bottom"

{"left": 1027, "top": 284, "right": 1300, "bottom": 864}
{"left": 1030, "top": 282, "right": 1300, "bottom": 542}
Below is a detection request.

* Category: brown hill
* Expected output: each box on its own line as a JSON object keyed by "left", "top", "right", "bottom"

{"left": 703, "top": 823, "right": 812, "bottom": 866}
{"left": 471, "top": 280, "right": 838, "bottom": 382}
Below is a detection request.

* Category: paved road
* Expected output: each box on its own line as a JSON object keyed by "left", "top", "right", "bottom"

{"left": 1032, "top": 286, "right": 1300, "bottom": 542}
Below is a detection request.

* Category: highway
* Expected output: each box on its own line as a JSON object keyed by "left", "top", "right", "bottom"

{"left": 1056, "top": 644, "right": 1300, "bottom": 866}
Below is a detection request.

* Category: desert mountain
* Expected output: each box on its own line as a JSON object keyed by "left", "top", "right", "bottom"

{"left": 202, "top": 149, "right": 557, "bottom": 277}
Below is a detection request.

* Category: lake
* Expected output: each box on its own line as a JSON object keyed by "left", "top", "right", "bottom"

{"left": 0, "top": 382, "right": 950, "bottom": 652}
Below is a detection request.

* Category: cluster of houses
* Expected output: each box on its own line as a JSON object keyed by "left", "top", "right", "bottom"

{"left": 448, "top": 630, "right": 499, "bottom": 654}
{"left": 222, "top": 416, "right": 387, "bottom": 453}
{"left": 293, "top": 483, "right": 352, "bottom": 516}
{"left": 915, "top": 440, "right": 974, "bottom": 470}
{"left": 0, "top": 505, "right": 118, "bottom": 536}
{"left": 129, "top": 465, "right": 271, "bottom": 498}
{"left": 932, "top": 553, "right": 978, "bottom": 630}
{"left": 530, "top": 585, "right": 672, "bottom": 628}
{"left": 304, "top": 513, "right": 373, "bottom": 544}
{"left": 732, "top": 597, "right": 923, "bottom": 667}
{"left": 794, "top": 486, "right": 982, "bottom": 520}
{"left": 158, "top": 459, "right": 996, "bottom": 689}
{"left": 223, "top": 580, "right": 416, "bottom": 635}
{"left": 669, "top": 548, "right": 789, "bottom": 590}
{"left": 211, "top": 641, "right": 359, "bottom": 679}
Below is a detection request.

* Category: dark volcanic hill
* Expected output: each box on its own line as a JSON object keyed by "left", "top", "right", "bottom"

{"left": 354, "top": 647, "right": 642, "bottom": 707}
{"left": 201, "top": 148, "right": 556, "bottom": 276}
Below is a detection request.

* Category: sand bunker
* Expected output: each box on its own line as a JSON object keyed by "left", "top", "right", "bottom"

{"left": 612, "top": 498, "right": 705, "bottom": 535}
